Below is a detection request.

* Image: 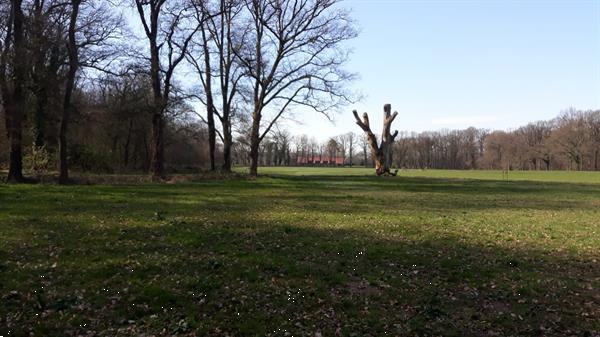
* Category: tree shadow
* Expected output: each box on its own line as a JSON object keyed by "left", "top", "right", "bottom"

{"left": 1, "top": 215, "right": 598, "bottom": 336}
{"left": 1, "top": 176, "right": 599, "bottom": 220}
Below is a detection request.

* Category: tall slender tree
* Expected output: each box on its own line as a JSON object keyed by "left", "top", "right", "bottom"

{"left": 346, "top": 132, "right": 356, "bottom": 166}
{"left": 134, "top": 0, "right": 199, "bottom": 179}
{"left": 2, "top": 0, "right": 26, "bottom": 182}
{"left": 237, "top": 0, "right": 356, "bottom": 176}
{"left": 58, "top": 0, "right": 81, "bottom": 184}
{"left": 188, "top": 0, "right": 244, "bottom": 172}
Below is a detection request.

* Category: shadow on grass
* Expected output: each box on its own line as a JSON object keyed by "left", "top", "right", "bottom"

{"left": 2, "top": 175, "right": 598, "bottom": 220}
{"left": 1, "top": 215, "right": 598, "bottom": 336}
{"left": 263, "top": 174, "right": 600, "bottom": 195}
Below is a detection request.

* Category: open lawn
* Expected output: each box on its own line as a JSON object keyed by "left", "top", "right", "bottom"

{"left": 242, "top": 166, "right": 600, "bottom": 184}
{"left": 1, "top": 169, "right": 599, "bottom": 336}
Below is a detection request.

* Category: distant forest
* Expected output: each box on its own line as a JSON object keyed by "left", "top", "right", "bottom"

{"left": 240, "top": 108, "right": 600, "bottom": 171}
{"left": 1, "top": 1, "right": 598, "bottom": 182}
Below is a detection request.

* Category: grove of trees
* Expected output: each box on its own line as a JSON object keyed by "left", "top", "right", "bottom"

{"left": 392, "top": 109, "right": 600, "bottom": 171}
{"left": 0, "top": 0, "right": 356, "bottom": 182}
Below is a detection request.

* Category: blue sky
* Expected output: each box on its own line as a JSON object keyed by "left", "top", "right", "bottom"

{"left": 285, "top": 0, "right": 600, "bottom": 140}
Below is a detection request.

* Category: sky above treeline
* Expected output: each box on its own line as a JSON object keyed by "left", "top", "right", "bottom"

{"left": 281, "top": 0, "right": 600, "bottom": 140}
{"left": 124, "top": 0, "right": 600, "bottom": 141}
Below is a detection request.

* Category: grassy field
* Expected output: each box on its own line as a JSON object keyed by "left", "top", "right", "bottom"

{"left": 1, "top": 169, "right": 599, "bottom": 336}
{"left": 241, "top": 166, "right": 600, "bottom": 184}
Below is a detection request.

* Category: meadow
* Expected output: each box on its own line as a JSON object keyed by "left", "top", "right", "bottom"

{"left": 246, "top": 166, "right": 600, "bottom": 184}
{"left": 1, "top": 168, "right": 599, "bottom": 336}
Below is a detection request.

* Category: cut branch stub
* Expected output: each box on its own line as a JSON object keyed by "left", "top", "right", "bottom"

{"left": 353, "top": 110, "right": 370, "bottom": 131}
{"left": 362, "top": 112, "right": 370, "bottom": 128}
{"left": 353, "top": 104, "right": 400, "bottom": 176}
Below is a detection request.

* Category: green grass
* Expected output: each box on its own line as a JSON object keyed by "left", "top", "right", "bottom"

{"left": 239, "top": 166, "right": 600, "bottom": 184}
{"left": 1, "top": 169, "right": 599, "bottom": 336}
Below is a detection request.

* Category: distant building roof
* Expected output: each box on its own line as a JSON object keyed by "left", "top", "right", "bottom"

{"left": 297, "top": 156, "right": 344, "bottom": 165}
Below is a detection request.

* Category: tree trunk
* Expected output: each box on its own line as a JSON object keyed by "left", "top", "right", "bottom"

{"left": 380, "top": 104, "right": 396, "bottom": 173}
{"left": 7, "top": 100, "right": 24, "bottom": 183}
{"left": 135, "top": 0, "right": 195, "bottom": 179}
{"left": 58, "top": 0, "right": 81, "bottom": 185}
{"left": 141, "top": 1, "right": 164, "bottom": 179}
{"left": 34, "top": 89, "right": 47, "bottom": 147}
{"left": 6, "top": 0, "right": 25, "bottom": 183}
{"left": 58, "top": 114, "right": 70, "bottom": 183}
{"left": 222, "top": 120, "right": 232, "bottom": 172}
{"left": 150, "top": 111, "right": 165, "bottom": 179}
{"left": 201, "top": 28, "right": 216, "bottom": 171}
{"left": 249, "top": 141, "right": 259, "bottom": 176}
{"left": 123, "top": 119, "right": 133, "bottom": 168}
{"left": 353, "top": 104, "right": 399, "bottom": 176}
{"left": 206, "top": 104, "right": 216, "bottom": 171}
{"left": 149, "top": 32, "right": 164, "bottom": 179}
{"left": 349, "top": 147, "right": 353, "bottom": 166}
{"left": 143, "top": 132, "right": 150, "bottom": 170}
{"left": 31, "top": 0, "right": 54, "bottom": 148}
{"left": 0, "top": 9, "right": 12, "bottom": 143}
{"left": 249, "top": 111, "right": 261, "bottom": 176}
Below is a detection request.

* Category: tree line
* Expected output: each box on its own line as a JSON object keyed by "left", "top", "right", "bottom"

{"left": 0, "top": 0, "right": 356, "bottom": 183}
{"left": 237, "top": 108, "right": 599, "bottom": 171}
{"left": 394, "top": 108, "right": 600, "bottom": 171}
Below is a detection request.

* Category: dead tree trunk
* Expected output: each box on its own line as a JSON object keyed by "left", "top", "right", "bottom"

{"left": 353, "top": 104, "right": 399, "bottom": 176}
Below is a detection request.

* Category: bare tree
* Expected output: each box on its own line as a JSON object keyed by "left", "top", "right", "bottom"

{"left": 96, "top": 67, "right": 153, "bottom": 170}
{"left": 57, "top": 0, "right": 81, "bottom": 184}
{"left": 237, "top": 0, "right": 357, "bottom": 176}
{"left": 552, "top": 109, "right": 587, "bottom": 171}
{"left": 188, "top": 0, "right": 217, "bottom": 171}
{"left": 325, "top": 137, "right": 338, "bottom": 165}
{"left": 56, "top": 0, "right": 123, "bottom": 183}
{"left": 585, "top": 110, "right": 600, "bottom": 170}
{"left": 392, "top": 131, "right": 409, "bottom": 168}
{"left": 134, "top": 0, "right": 200, "bottom": 179}
{"left": 514, "top": 121, "right": 553, "bottom": 170}
{"left": 359, "top": 132, "right": 368, "bottom": 167}
{"left": 353, "top": 104, "right": 399, "bottom": 175}
{"left": 188, "top": 0, "right": 244, "bottom": 172}
{"left": 272, "top": 127, "right": 291, "bottom": 165}
{"left": 295, "top": 134, "right": 308, "bottom": 164}
{"left": 482, "top": 130, "right": 523, "bottom": 170}
{"left": 27, "top": 0, "right": 66, "bottom": 148}
{"left": 309, "top": 136, "right": 318, "bottom": 162}
{"left": 336, "top": 134, "right": 346, "bottom": 165}
{"left": 345, "top": 132, "right": 357, "bottom": 166}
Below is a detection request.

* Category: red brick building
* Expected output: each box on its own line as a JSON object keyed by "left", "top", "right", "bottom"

{"left": 297, "top": 155, "right": 345, "bottom": 166}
